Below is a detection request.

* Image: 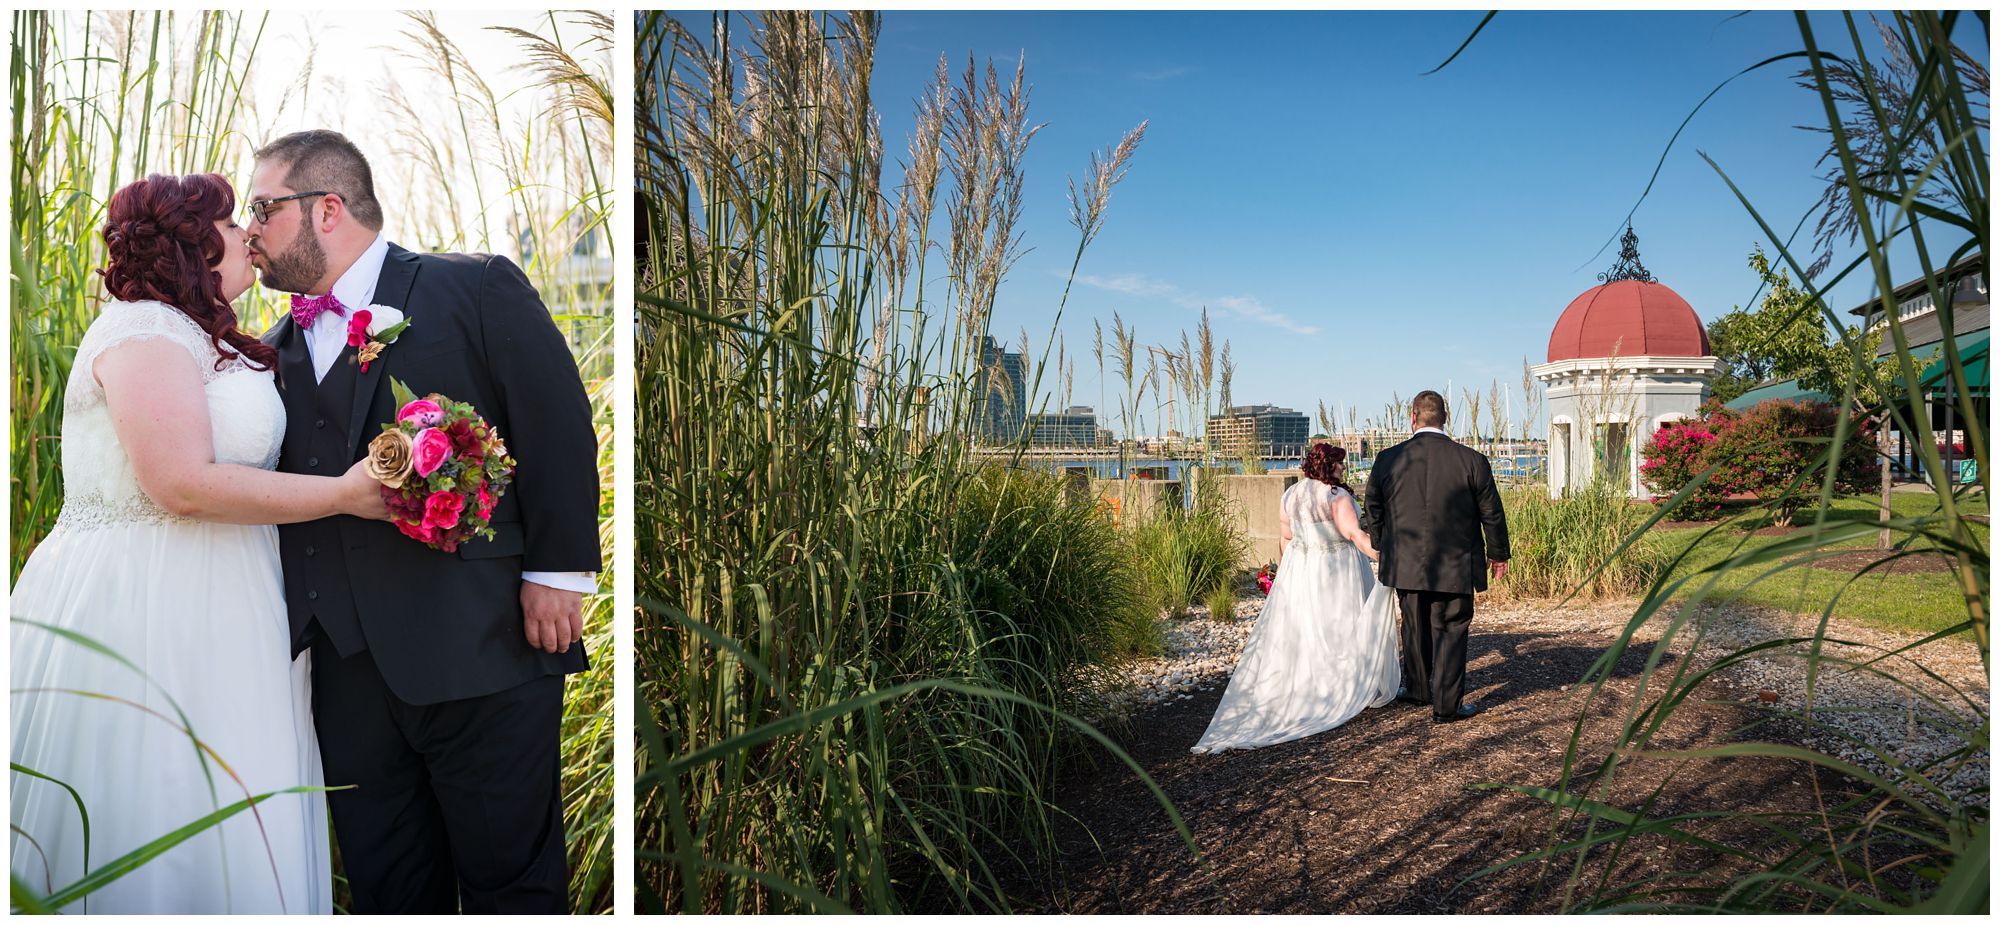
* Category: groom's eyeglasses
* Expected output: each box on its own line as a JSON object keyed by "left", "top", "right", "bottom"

{"left": 248, "top": 191, "right": 330, "bottom": 224}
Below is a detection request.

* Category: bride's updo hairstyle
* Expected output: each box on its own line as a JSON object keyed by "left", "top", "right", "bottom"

{"left": 100, "top": 172, "right": 275, "bottom": 371}
{"left": 1301, "top": 442, "right": 1357, "bottom": 497}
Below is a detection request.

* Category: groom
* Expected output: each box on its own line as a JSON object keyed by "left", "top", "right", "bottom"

{"left": 1363, "top": 390, "right": 1509, "bottom": 723}
{"left": 249, "top": 130, "right": 599, "bottom": 912}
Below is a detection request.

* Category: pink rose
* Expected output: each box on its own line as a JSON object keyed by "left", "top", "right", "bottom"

{"left": 395, "top": 517, "right": 438, "bottom": 545}
{"left": 411, "top": 428, "right": 454, "bottom": 477}
{"left": 476, "top": 485, "right": 496, "bottom": 520}
{"left": 421, "top": 491, "right": 466, "bottom": 531}
{"left": 398, "top": 399, "right": 445, "bottom": 427}
{"left": 347, "top": 310, "right": 373, "bottom": 348}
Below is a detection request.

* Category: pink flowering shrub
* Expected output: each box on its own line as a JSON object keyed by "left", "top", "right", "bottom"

{"left": 1641, "top": 399, "right": 1877, "bottom": 525}
{"left": 1640, "top": 418, "right": 1732, "bottom": 516}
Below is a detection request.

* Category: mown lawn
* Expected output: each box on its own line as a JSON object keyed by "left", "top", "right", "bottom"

{"left": 1642, "top": 489, "right": 1989, "bottom": 637}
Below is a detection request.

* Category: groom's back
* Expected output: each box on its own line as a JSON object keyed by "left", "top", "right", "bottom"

{"left": 1365, "top": 433, "right": 1507, "bottom": 593}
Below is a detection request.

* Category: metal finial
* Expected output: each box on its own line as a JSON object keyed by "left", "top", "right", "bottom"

{"left": 1598, "top": 225, "right": 1656, "bottom": 283}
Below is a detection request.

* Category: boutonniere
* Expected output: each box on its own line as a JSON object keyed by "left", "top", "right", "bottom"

{"left": 347, "top": 304, "right": 412, "bottom": 372}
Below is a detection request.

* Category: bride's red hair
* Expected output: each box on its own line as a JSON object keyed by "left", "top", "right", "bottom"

{"left": 1302, "top": 443, "right": 1357, "bottom": 496}
{"left": 99, "top": 173, "right": 276, "bottom": 371}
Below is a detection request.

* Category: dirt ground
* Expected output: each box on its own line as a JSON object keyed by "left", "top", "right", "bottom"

{"left": 1806, "top": 548, "right": 1956, "bottom": 574}
{"left": 986, "top": 621, "right": 1845, "bottom": 914}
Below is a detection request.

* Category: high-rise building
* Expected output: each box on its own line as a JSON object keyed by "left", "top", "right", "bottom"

{"left": 977, "top": 336, "right": 1028, "bottom": 444}
{"left": 1207, "top": 404, "right": 1311, "bottom": 457}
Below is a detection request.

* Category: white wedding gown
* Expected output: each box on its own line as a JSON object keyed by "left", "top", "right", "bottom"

{"left": 1191, "top": 479, "right": 1400, "bottom": 754}
{"left": 10, "top": 299, "right": 330, "bottom": 914}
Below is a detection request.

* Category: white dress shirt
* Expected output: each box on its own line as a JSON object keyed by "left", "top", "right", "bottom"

{"left": 1413, "top": 426, "right": 1449, "bottom": 437}
{"left": 304, "top": 235, "right": 390, "bottom": 381}
{"left": 305, "top": 235, "right": 596, "bottom": 596}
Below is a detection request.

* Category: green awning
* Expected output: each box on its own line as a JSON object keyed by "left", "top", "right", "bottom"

{"left": 1724, "top": 378, "right": 1835, "bottom": 410}
{"left": 1914, "top": 330, "right": 1988, "bottom": 396}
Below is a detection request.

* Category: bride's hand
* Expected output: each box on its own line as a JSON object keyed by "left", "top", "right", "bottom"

{"left": 340, "top": 459, "right": 393, "bottom": 521}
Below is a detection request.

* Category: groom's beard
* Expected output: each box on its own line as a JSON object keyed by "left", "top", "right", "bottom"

{"left": 255, "top": 225, "right": 328, "bottom": 295}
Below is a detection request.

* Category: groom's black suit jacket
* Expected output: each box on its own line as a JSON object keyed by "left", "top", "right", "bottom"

{"left": 266, "top": 244, "right": 599, "bottom": 705}
{"left": 1363, "top": 431, "right": 1510, "bottom": 594}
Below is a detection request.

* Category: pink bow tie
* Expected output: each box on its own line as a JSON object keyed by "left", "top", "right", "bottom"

{"left": 290, "top": 291, "right": 347, "bottom": 329}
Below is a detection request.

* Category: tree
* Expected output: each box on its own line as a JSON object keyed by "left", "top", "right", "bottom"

{"left": 1706, "top": 247, "right": 1878, "bottom": 404}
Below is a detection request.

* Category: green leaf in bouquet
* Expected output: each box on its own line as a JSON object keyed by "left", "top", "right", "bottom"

{"left": 375, "top": 317, "right": 413, "bottom": 342}
{"left": 389, "top": 377, "right": 419, "bottom": 410}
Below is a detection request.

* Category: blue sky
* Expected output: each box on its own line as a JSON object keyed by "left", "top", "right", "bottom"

{"left": 728, "top": 10, "right": 1984, "bottom": 437}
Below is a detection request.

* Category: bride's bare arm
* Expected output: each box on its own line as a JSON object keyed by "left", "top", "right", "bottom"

{"left": 1331, "top": 492, "right": 1379, "bottom": 560}
{"left": 97, "top": 339, "right": 390, "bottom": 525}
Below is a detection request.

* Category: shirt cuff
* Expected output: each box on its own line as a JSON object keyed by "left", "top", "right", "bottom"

{"left": 524, "top": 571, "right": 598, "bottom": 594}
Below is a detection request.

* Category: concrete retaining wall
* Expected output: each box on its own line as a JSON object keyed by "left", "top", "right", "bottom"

{"left": 1213, "top": 472, "right": 1301, "bottom": 569}
{"left": 1090, "top": 477, "right": 1183, "bottom": 529}
{"left": 1092, "top": 471, "right": 1318, "bottom": 571}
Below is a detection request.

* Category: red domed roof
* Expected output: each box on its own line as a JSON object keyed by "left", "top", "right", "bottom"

{"left": 1546, "top": 279, "right": 1710, "bottom": 362}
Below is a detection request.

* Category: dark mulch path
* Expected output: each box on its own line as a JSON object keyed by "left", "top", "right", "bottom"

{"left": 986, "top": 625, "right": 1834, "bottom": 914}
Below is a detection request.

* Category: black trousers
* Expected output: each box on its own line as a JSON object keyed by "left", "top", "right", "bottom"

{"left": 310, "top": 640, "right": 569, "bottom": 913}
{"left": 1396, "top": 590, "right": 1474, "bottom": 718}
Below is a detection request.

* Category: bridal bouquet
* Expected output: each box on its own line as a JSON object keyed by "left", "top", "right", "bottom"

{"left": 1255, "top": 563, "right": 1276, "bottom": 595}
{"left": 364, "top": 379, "right": 515, "bottom": 552}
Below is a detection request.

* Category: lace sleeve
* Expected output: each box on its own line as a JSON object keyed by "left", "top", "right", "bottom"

{"left": 66, "top": 300, "right": 215, "bottom": 412}
{"left": 1285, "top": 478, "right": 1342, "bottom": 526}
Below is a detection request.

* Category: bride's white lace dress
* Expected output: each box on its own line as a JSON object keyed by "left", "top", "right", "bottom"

{"left": 9, "top": 299, "right": 330, "bottom": 914}
{"left": 1191, "top": 478, "right": 1400, "bottom": 754}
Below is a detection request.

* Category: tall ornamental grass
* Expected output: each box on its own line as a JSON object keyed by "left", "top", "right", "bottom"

{"left": 1494, "top": 483, "right": 1669, "bottom": 601}
{"left": 1465, "top": 11, "right": 1986, "bottom": 912}
{"left": 954, "top": 465, "right": 1159, "bottom": 666}
{"left": 1131, "top": 492, "right": 1250, "bottom": 619}
{"left": 635, "top": 11, "right": 1185, "bottom": 913}
{"left": 8, "top": 10, "right": 615, "bottom": 913}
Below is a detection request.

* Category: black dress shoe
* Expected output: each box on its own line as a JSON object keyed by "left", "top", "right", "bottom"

{"left": 1394, "top": 686, "right": 1428, "bottom": 705}
{"left": 1432, "top": 703, "right": 1482, "bottom": 723}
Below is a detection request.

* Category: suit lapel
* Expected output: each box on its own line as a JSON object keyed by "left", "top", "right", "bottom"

{"left": 346, "top": 244, "right": 421, "bottom": 458}
{"left": 273, "top": 316, "right": 315, "bottom": 459}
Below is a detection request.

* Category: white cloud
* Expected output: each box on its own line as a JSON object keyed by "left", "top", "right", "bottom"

{"left": 1077, "top": 272, "right": 1320, "bottom": 335}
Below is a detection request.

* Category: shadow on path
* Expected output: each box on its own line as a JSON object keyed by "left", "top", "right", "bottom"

{"left": 984, "top": 622, "right": 1826, "bottom": 913}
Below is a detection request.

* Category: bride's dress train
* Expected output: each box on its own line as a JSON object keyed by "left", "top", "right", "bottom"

{"left": 1191, "top": 479, "right": 1399, "bottom": 754}
{"left": 9, "top": 299, "right": 330, "bottom": 914}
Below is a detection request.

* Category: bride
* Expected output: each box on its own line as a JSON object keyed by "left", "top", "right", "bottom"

{"left": 10, "top": 173, "right": 388, "bottom": 913}
{"left": 1191, "top": 443, "right": 1400, "bottom": 754}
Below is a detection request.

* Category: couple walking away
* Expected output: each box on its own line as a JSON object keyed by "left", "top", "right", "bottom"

{"left": 10, "top": 130, "right": 599, "bottom": 913}
{"left": 1193, "top": 390, "right": 1511, "bottom": 754}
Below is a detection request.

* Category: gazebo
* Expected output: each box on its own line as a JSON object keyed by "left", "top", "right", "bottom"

{"left": 1532, "top": 227, "right": 1723, "bottom": 498}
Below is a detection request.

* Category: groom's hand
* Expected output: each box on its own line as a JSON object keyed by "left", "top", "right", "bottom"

{"left": 522, "top": 581, "right": 584, "bottom": 654}
{"left": 1490, "top": 560, "right": 1508, "bottom": 581}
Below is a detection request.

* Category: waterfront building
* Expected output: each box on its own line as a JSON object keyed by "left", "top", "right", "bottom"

{"left": 1026, "top": 406, "right": 1105, "bottom": 447}
{"left": 1207, "top": 404, "right": 1311, "bottom": 457}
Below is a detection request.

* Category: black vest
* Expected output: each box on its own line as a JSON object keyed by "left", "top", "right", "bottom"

{"left": 286, "top": 348, "right": 368, "bottom": 657}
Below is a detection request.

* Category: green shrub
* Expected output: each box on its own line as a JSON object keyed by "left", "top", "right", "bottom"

{"left": 954, "top": 465, "right": 1157, "bottom": 666}
{"left": 1710, "top": 399, "right": 1878, "bottom": 526}
{"left": 1132, "top": 494, "right": 1248, "bottom": 618}
{"left": 1203, "top": 578, "right": 1237, "bottom": 622}
{"left": 1496, "top": 484, "right": 1667, "bottom": 601}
